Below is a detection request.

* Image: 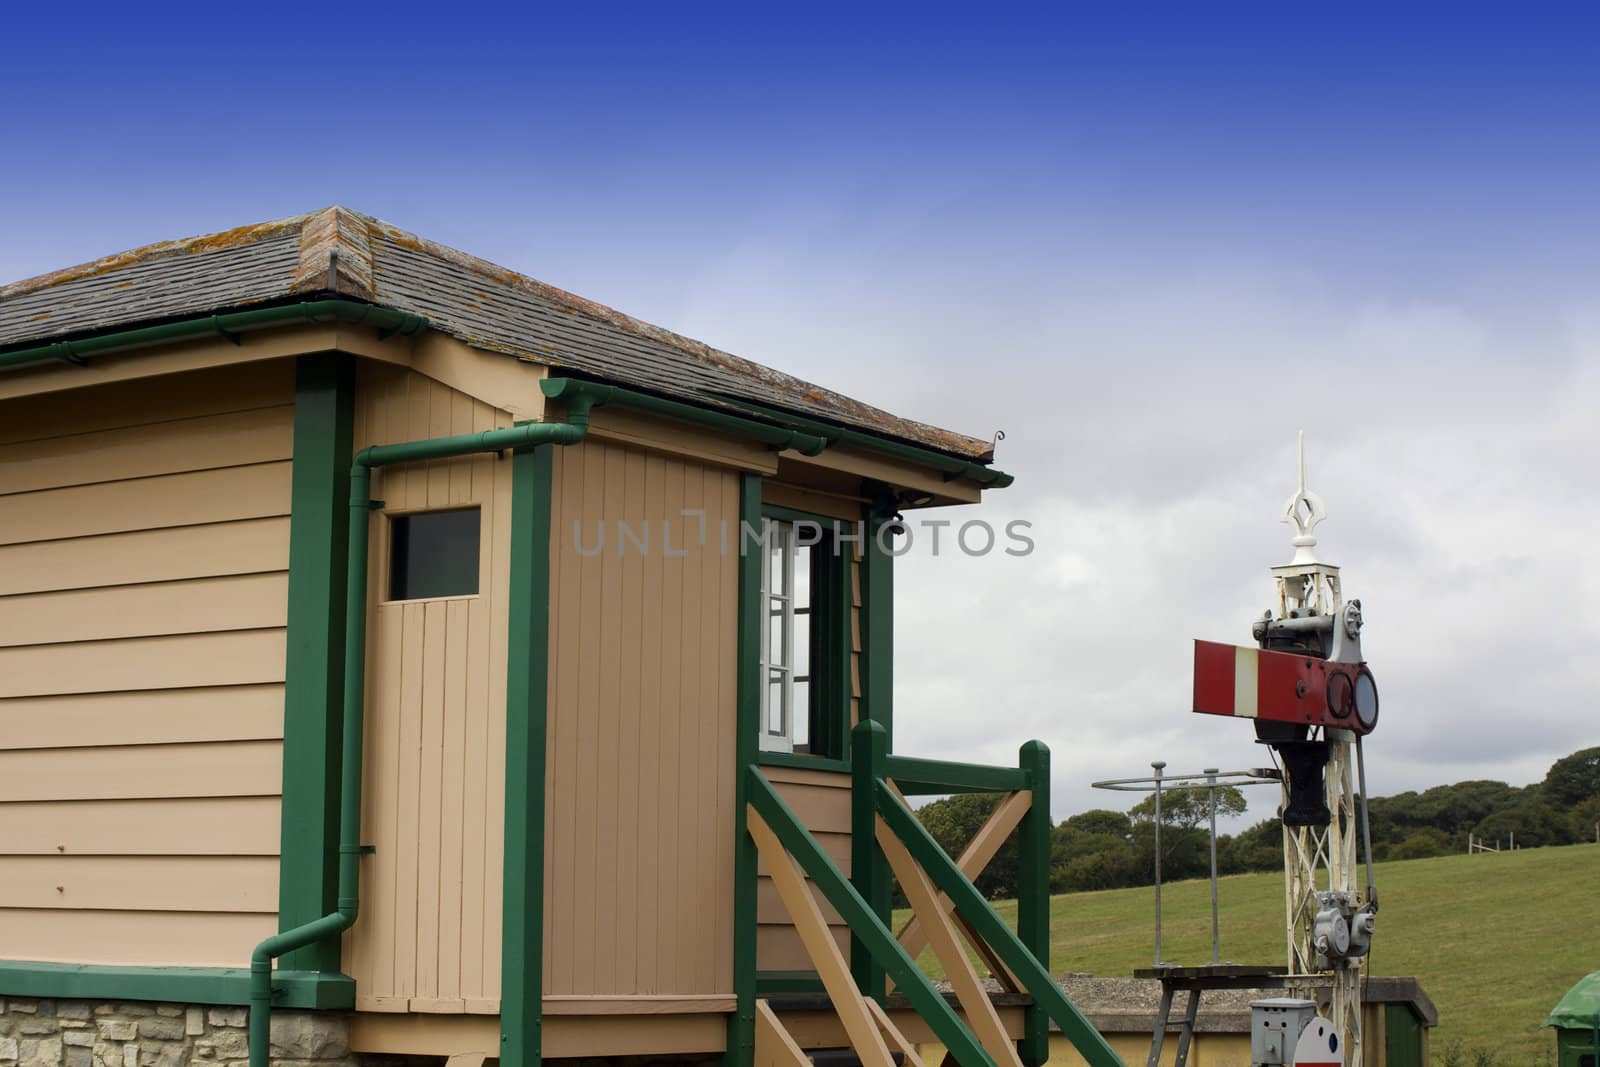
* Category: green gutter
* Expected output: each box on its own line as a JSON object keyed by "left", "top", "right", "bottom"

{"left": 0, "top": 299, "right": 428, "bottom": 373}
{"left": 696, "top": 392, "right": 1015, "bottom": 489}
{"left": 540, "top": 377, "right": 830, "bottom": 456}
{"left": 247, "top": 403, "right": 598, "bottom": 1067}
{"left": 544, "top": 376, "right": 1012, "bottom": 488}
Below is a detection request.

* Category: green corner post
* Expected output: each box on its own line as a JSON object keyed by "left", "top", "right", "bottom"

{"left": 850, "top": 719, "right": 890, "bottom": 1000}
{"left": 1018, "top": 739, "right": 1053, "bottom": 1066}
{"left": 725, "top": 472, "right": 763, "bottom": 1067}
{"left": 850, "top": 511, "right": 895, "bottom": 993}
{"left": 502, "top": 442, "right": 557, "bottom": 1067}
{"left": 278, "top": 353, "right": 355, "bottom": 974}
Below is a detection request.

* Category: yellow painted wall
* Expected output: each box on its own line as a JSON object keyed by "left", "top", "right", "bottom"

{"left": 0, "top": 361, "right": 295, "bottom": 967}
{"left": 757, "top": 766, "right": 854, "bottom": 970}
{"left": 343, "top": 362, "right": 514, "bottom": 1014}
{"left": 543, "top": 436, "right": 741, "bottom": 999}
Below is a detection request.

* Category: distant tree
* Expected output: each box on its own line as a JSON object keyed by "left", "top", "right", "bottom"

{"left": 1220, "top": 818, "right": 1283, "bottom": 874}
{"left": 1129, "top": 785, "right": 1247, "bottom": 883}
{"left": 1543, "top": 747, "right": 1600, "bottom": 809}
{"left": 1473, "top": 796, "right": 1575, "bottom": 849}
{"left": 1569, "top": 795, "right": 1600, "bottom": 843}
{"left": 1061, "top": 809, "right": 1134, "bottom": 839}
{"left": 914, "top": 792, "right": 1023, "bottom": 900}
{"left": 1388, "top": 827, "right": 1452, "bottom": 860}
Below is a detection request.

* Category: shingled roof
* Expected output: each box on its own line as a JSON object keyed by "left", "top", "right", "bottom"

{"left": 0, "top": 206, "right": 996, "bottom": 461}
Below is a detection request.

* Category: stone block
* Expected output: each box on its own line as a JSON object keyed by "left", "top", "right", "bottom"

{"left": 7, "top": 1005, "right": 36, "bottom": 1017}
{"left": 182, "top": 1010, "right": 203, "bottom": 1039}
{"left": 267, "top": 1013, "right": 348, "bottom": 1060}
{"left": 92, "top": 1025, "right": 133, "bottom": 1045}
{"left": 205, "top": 1010, "right": 246, "bottom": 1030}
{"left": 64, "top": 1051, "right": 89, "bottom": 1067}
{"left": 54, "top": 1009, "right": 89, "bottom": 1025}
{"left": 58, "top": 1036, "right": 91, "bottom": 1051}
{"left": 16, "top": 1024, "right": 56, "bottom": 1038}
{"left": 195, "top": 1030, "right": 247, "bottom": 1060}
{"left": 133, "top": 1022, "right": 180, "bottom": 1044}
{"left": 150, "top": 1012, "right": 179, "bottom": 1022}
{"left": 20, "top": 1034, "right": 61, "bottom": 1066}
{"left": 0, "top": 1037, "right": 17, "bottom": 1061}
{"left": 119, "top": 1045, "right": 136, "bottom": 1067}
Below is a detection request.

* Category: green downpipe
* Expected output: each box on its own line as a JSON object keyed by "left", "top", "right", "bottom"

{"left": 247, "top": 404, "right": 597, "bottom": 1067}
{"left": 0, "top": 299, "right": 428, "bottom": 372}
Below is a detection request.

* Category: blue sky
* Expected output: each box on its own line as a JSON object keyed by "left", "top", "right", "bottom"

{"left": 4, "top": 4, "right": 1597, "bottom": 822}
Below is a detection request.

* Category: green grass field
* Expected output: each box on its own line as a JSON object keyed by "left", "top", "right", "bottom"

{"left": 901, "top": 843, "right": 1599, "bottom": 1061}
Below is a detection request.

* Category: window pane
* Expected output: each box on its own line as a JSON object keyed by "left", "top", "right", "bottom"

{"left": 768, "top": 522, "right": 787, "bottom": 596}
{"left": 766, "top": 670, "right": 786, "bottom": 735}
{"left": 389, "top": 508, "right": 480, "bottom": 600}
{"left": 793, "top": 680, "right": 810, "bottom": 748}
{"left": 768, "top": 600, "right": 788, "bottom": 668}
{"left": 794, "top": 542, "right": 811, "bottom": 609}
{"left": 793, "top": 610, "right": 810, "bottom": 676}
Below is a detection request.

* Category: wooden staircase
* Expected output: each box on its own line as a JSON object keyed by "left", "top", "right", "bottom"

{"left": 743, "top": 722, "right": 1125, "bottom": 1067}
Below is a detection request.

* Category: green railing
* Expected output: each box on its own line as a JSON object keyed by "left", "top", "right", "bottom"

{"left": 747, "top": 769, "right": 998, "bottom": 1067}
{"left": 752, "top": 720, "right": 1123, "bottom": 1067}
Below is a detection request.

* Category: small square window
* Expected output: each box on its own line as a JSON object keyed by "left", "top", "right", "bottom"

{"left": 389, "top": 508, "right": 481, "bottom": 601}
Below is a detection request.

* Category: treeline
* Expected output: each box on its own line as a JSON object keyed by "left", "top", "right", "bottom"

{"left": 912, "top": 746, "right": 1600, "bottom": 900}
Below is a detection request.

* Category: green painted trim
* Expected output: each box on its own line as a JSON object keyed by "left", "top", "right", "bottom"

{"left": 1017, "top": 740, "right": 1052, "bottom": 1067}
{"left": 882, "top": 755, "right": 1029, "bottom": 795}
{"left": 755, "top": 971, "right": 826, "bottom": 995}
{"left": 277, "top": 353, "right": 354, "bottom": 974}
{"left": 849, "top": 721, "right": 890, "bottom": 1001}
{"left": 689, "top": 392, "right": 1015, "bottom": 489}
{"left": 874, "top": 783, "right": 1123, "bottom": 1067}
{"left": 725, "top": 473, "right": 763, "bottom": 1067}
{"left": 0, "top": 962, "right": 353, "bottom": 1009}
{"left": 861, "top": 517, "right": 895, "bottom": 751}
{"left": 756, "top": 751, "right": 850, "bottom": 774}
{"left": 502, "top": 442, "right": 557, "bottom": 1067}
{"left": 0, "top": 299, "right": 428, "bottom": 373}
{"left": 748, "top": 770, "right": 996, "bottom": 1067}
{"left": 542, "top": 377, "right": 829, "bottom": 456}
{"left": 759, "top": 503, "right": 848, "bottom": 527}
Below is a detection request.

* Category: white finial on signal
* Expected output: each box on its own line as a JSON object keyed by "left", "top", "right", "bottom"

{"left": 1281, "top": 430, "right": 1327, "bottom": 565}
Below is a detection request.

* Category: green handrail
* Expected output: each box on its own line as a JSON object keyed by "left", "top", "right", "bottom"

{"left": 874, "top": 782, "right": 1125, "bottom": 1067}
{"left": 746, "top": 769, "right": 998, "bottom": 1067}
{"left": 884, "top": 754, "right": 1031, "bottom": 795}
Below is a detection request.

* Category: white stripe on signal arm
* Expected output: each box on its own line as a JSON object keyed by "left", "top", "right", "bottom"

{"left": 1233, "top": 646, "right": 1258, "bottom": 717}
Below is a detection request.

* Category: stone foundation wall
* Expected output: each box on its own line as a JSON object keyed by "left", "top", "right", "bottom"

{"left": 0, "top": 999, "right": 356, "bottom": 1067}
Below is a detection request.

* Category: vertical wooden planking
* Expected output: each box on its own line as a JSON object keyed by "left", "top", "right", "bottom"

{"left": 438, "top": 597, "right": 468, "bottom": 1002}
{"left": 634, "top": 450, "right": 665, "bottom": 992}
{"left": 715, "top": 469, "right": 740, "bottom": 991}
{"left": 591, "top": 444, "right": 625, "bottom": 995}
{"left": 655, "top": 456, "right": 685, "bottom": 993}
{"left": 482, "top": 403, "right": 512, "bottom": 1004}
{"left": 534, "top": 437, "right": 741, "bottom": 1000}
{"left": 614, "top": 447, "right": 644, "bottom": 993}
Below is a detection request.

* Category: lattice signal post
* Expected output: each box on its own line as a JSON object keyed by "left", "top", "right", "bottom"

{"left": 1191, "top": 434, "right": 1380, "bottom": 1067}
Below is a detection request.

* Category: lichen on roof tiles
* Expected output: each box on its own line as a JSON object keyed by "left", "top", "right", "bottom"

{"left": 0, "top": 206, "right": 997, "bottom": 461}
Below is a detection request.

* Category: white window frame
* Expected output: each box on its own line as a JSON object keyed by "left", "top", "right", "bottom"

{"left": 759, "top": 518, "right": 811, "bottom": 754}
